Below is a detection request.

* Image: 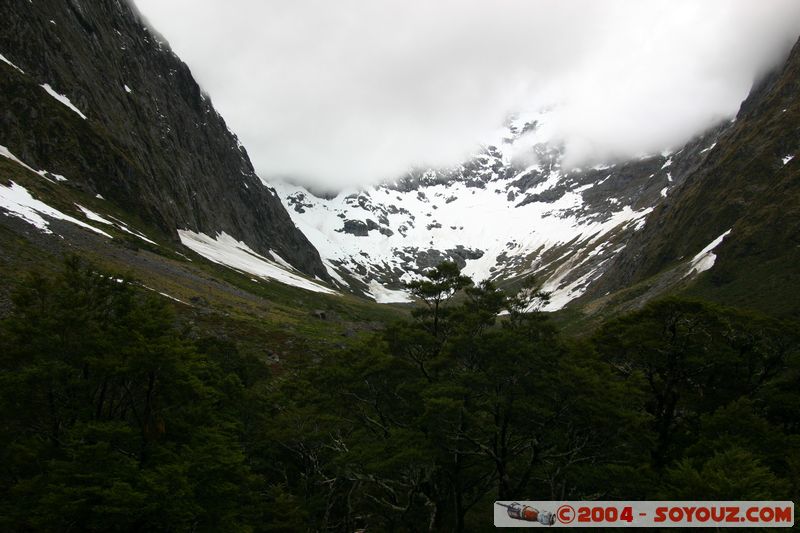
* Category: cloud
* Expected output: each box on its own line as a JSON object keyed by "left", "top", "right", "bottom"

{"left": 134, "top": 0, "right": 800, "bottom": 190}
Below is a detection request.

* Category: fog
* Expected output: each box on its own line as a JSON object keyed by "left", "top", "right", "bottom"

{"left": 135, "top": 0, "right": 800, "bottom": 190}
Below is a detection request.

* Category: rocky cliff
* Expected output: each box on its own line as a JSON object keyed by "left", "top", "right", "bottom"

{"left": 0, "top": 0, "right": 328, "bottom": 279}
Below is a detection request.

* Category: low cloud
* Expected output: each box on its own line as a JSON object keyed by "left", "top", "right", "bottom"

{"left": 135, "top": 0, "right": 800, "bottom": 190}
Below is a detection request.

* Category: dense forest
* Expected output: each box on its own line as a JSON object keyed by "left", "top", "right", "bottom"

{"left": 1, "top": 258, "right": 798, "bottom": 532}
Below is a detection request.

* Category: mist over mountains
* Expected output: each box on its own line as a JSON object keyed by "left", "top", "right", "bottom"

{"left": 137, "top": 0, "right": 800, "bottom": 190}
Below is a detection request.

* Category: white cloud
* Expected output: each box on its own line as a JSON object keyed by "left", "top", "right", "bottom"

{"left": 134, "top": 0, "right": 800, "bottom": 190}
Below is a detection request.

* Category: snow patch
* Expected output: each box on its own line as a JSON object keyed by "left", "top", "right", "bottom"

{"left": 124, "top": 84, "right": 132, "bottom": 94}
{"left": 142, "top": 284, "right": 188, "bottom": 305}
{"left": 368, "top": 281, "right": 412, "bottom": 304}
{"left": 0, "top": 53, "right": 24, "bottom": 74}
{"left": 0, "top": 182, "right": 111, "bottom": 237}
{"left": 40, "top": 84, "right": 87, "bottom": 119}
{"left": 268, "top": 250, "right": 295, "bottom": 271}
{"left": 541, "top": 259, "right": 602, "bottom": 311}
{"left": 0, "top": 145, "right": 40, "bottom": 175}
{"left": 700, "top": 142, "right": 717, "bottom": 154}
{"left": 76, "top": 204, "right": 114, "bottom": 225}
{"left": 685, "top": 229, "right": 732, "bottom": 277}
{"left": 1, "top": 145, "right": 69, "bottom": 184}
{"left": 783, "top": 155, "right": 794, "bottom": 165}
{"left": 76, "top": 205, "right": 158, "bottom": 245}
{"left": 178, "top": 230, "right": 336, "bottom": 294}
{"left": 106, "top": 214, "right": 158, "bottom": 245}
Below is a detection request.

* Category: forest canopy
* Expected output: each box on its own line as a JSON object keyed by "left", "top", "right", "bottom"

{"left": 1, "top": 258, "right": 798, "bottom": 532}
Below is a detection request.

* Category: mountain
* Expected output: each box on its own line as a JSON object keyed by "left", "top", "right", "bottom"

{"left": 1, "top": 0, "right": 797, "bottom": 324}
{"left": 0, "top": 0, "right": 327, "bottom": 280}
{"left": 580, "top": 37, "right": 800, "bottom": 319}
{"left": 275, "top": 40, "right": 799, "bottom": 318}
{"left": 275, "top": 110, "right": 728, "bottom": 308}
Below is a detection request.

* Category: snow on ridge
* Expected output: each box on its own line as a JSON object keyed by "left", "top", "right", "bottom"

{"left": 0, "top": 147, "right": 158, "bottom": 243}
{"left": 76, "top": 204, "right": 114, "bottom": 225}
{"left": 272, "top": 111, "right": 686, "bottom": 308}
{"left": 40, "top": 83, "right": 87, "bottom": 119}
{"left": 0, "top": 53, "right": 24, "bottom": 74}
{"left": 0, "top": 181, "right": 111, "bottom": 237}
{"left": 178, "top": 230, "right": 336, "bottom": 295}
{"left": 275, "top": 173, "right": 657, "bottom": 308}
{"left": 78, "top": 205, "right": 159, "bottom": 246}
{"left": 105, "top": 214, "right": 158, "bottom": 245}
{"left": 685, "top": 229, "right": 732, "bottom": 277}
{"left": 699, "top": 142, "right": 717, "bottom": 154}
{"left": 1, "top": 145, "right": 71, "bottom": 184}
{"left": 0, "top": 145, "right": 41, "bottom": 175}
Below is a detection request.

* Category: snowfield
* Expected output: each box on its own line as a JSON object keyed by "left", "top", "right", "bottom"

{"left": 276, "top": 178, "right": 654, "bottom": 309}
{"left": 178, "top": 230, "right": 336, "bottom": 295}
{"left": 272, "top": 110, "right": 682, "bottom": 309}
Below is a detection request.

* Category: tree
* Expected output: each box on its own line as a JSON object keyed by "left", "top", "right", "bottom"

{"left": 406, "top": 261, "right": 472, "bottom": 338}
{"left": 596, "top": 300, "right": 763, "bottom": 467}
{"left": 0, "top": 257, "right": 261, "bottom": 531}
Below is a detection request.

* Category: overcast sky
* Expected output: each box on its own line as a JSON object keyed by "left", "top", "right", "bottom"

{"left": 135, "top": 0, "right": 800, "bottom": 190}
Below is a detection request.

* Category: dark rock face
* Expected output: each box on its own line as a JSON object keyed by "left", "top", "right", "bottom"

{"left": 394, "top": 245, "right": 484, "bottom": 271}
{"left": 338, "top": 220, "right": 371, "bottom": 237}
{"left": 0, "top": 0, "right": 328, "bottom": 279}
{"left": 286, "top": 192, "right": 314, "bottom": 214}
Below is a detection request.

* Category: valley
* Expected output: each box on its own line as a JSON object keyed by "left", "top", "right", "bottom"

{"left": 0, "top": 1, "right": 798, "bottom": 531}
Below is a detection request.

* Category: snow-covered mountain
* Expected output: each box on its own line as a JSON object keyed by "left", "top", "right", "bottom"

{"left": 3, "top": 0, "right": 795, "bottom": 319}
{"left": 275, "top": 110, "right": 727, "bottom": 309}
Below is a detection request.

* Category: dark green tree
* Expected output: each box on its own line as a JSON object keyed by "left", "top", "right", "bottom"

{"left": 0, "top": 257, "right": 263, "bottom": 532}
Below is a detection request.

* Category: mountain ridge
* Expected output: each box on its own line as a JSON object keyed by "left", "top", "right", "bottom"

{"left": 579, "top": 36, "right": 800, "bottom": 318}
{"left": 0, "top": 0, "right": 328, "bottom": 279}
{"left": 274, "top": 109, "right": 730, "bottom": 308}
{"left": 1, "top": 2, "right": 798, "bottom": 322}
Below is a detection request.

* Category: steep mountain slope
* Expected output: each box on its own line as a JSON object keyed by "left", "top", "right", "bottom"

{"left": 276, "top": 111, "right": 727, "bottom": 308}
{"left": 0, "top": 0, "right": 327, "bottom": 279}
{"left": 581, "top": 37, "right": 800, "bottom": 318}
{"left": 2, "top": 0, "right": 796, "bottom": 324}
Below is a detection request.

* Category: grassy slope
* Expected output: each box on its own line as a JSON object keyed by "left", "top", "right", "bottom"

{"left": 1, "top": 57, "right": 406, "bottom": 361}
{"left": 0, "top": 156, "right": 405, "bottom": 362}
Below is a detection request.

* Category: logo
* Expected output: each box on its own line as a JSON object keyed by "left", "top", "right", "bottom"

{"left": 557, "top": 505, "right": 576, "bottom": 524}
{"left": 496, "top": 502, "right": 556, "bottom": 526}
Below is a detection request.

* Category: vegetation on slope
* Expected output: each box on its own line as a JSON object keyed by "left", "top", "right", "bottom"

{"left": 1, "top": 259, "right": 797, "bottom": 532}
